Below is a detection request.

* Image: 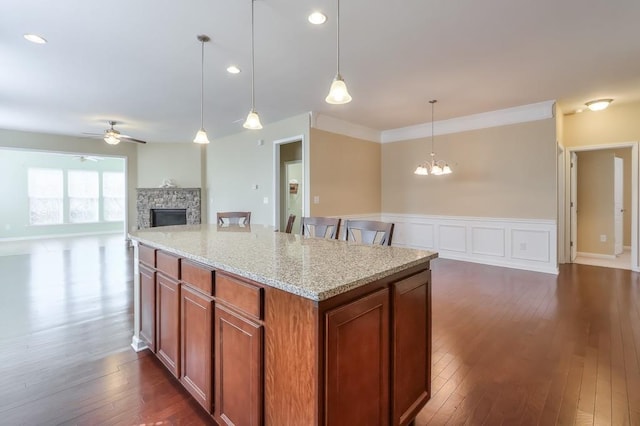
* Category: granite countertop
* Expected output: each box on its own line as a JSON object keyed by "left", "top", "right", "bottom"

{"left": 129, "top": 224, "right": 438, "bottom": 301}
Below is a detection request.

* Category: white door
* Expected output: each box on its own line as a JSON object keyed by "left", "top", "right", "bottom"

{"left": 570, "top": 152, "right": 578, "bottom": 262}
{"left": 614, "top": 156, "right": 624, "bottom": 255}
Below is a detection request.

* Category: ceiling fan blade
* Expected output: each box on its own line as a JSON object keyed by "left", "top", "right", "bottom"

{"left": 120, "top": 136, "right": 147, "bottom": 144}
{"left": 82, "top": 132, "right": 105, "bottom": 137}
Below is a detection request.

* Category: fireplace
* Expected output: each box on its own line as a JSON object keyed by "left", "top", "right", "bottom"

{"left": 151, "top": 209, "right": 187, "bottom": 227}
{"left": 136, "top": 188, "right": 201, "bottom": 229}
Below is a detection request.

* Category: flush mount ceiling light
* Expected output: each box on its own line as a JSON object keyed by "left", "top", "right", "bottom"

{"left": 325, "top": 0, "right": 352, "bottom": 104}
{"left": 193, "top": 35, "right": 211, "bottom": 144}
{"left": 308, "top": 11, "right": 327, "bottom": 25}
{"left": 585, "top": 99, "right": 613, "bottom": 111}
{"left": 24, "top": 34, "right": 47, "bottom": 44}
{"left": 227, "top": 65, "right": 241, "bottom": 74}
{"left": 243, "top": 0, "right": 263, "bottom": 130}
{"left": 414, "top": 100, "right": 453, "bottom": 176}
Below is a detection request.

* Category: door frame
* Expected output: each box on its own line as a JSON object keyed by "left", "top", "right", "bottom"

{"left": 272, "top": 135, "right": 307, "bottom": 229}
{"left": 564, "top": 142, "right": 639, "bottom": 271}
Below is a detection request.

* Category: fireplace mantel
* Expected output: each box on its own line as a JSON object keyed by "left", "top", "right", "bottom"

{"left": 136, "top": 188, "right": 201, "bottom": 229}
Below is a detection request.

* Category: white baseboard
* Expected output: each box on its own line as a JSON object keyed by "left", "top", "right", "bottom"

{"left": 576, "top": 251, "right": 616, "bottom": 260}
{"left": 0, "top": 230, "right": 123, "bottom": 242}
{"left": 382, "top": 213, "right": 558, "bottom": 275}
{"left": 131, "top": 335, "right": 148, "bottom": 352}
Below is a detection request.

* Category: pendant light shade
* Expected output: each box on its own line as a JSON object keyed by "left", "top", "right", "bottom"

{"left": 193, "top": 35, "right": 211, "bottom": 144}
{"left": 325, "top": 0, "right": 352, "bottom": 105}
{"left": 414, "top": 100, "right": 453, "bottom": 176}
{"left": 326, "top": 74, "right": 352, "bottom": 104}
{"left": 243, "top": 0, "right": 263, "bottom": 130}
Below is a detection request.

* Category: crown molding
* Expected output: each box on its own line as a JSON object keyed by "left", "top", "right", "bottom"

{"left": 381, "top": 100, "right": 556, "bottom": 143}
{"left": 310, "top": 112, "right": 382, "bottom": 142}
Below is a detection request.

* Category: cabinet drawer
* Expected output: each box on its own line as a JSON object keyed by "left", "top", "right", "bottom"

{"left": 157, "top": 250, "right": 180, "bottom": 280}
{"left": 139, "top": 244, "right": 156, "bottom": 268}
{"left": 215, "top": 273, "right": 263, "bottom": 320}
{"left": 181, "top": 260, "right": 214, "bottom": 295}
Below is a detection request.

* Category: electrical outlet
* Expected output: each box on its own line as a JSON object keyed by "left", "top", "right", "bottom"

{"left": 600, "top": 234, "right": 607, "bottom": 242}
{"left": 263, "top": 197, "right": 269, "bottom": 204}
{"left": 313, "top": 196, "right": 320, "bottom": 204}
{"left": 519, "top": 242, "right": 527, "bottom": 250}
{"left": 252, "top": 184, "right": 259, "bottom": 190}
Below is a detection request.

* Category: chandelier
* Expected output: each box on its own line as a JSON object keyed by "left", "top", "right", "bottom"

{"left": 414, "top": 100, "right": 452, "bottom": 176}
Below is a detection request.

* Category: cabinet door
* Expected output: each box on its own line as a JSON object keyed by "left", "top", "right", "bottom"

{"left": 180, "top": 285, "right": 213, "bottom": 413}
{"left": 139, "top": 263, "right": 156, "bottom": 352}
{"left": 393, "top": 270, "right": 431, "bottom": 426}
{"left": 325, "top": 288, "right": 390, "bottom": 426}
{"left": 156, "top": 273, "right": 180, "bottom": 377}
{"left": 214, "top": 304, "right": 263, "bottom": 426}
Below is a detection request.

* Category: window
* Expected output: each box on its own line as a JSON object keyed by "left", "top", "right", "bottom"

{"left": 68, "top": 170, "right": 99, "bottom": 223}
{"left": 103, "top": 172, "right": 125, "bottom": 221}
{"left": 28, "top": 168, "right": 63, "bottom": 225}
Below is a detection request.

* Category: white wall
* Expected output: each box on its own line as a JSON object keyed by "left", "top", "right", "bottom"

{"left": 137, "top": 143, "right": 204, "bottom": 188}
{"left": 0, "top": 129, "right": 138, "bottom": 233}
{"left": 206, "top": 113, "right": 309, "bottom": 226}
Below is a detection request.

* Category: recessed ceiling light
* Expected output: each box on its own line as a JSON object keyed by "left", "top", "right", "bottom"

{"left": 227, "top": 65, "right": 241, "bottom": 74}
{"left": 308, "top": 11, "right": 327, "bottom": 25}
{"left": 24, "top": 34, "right": 47, "bottom": 44}
{"left": 576, "top": 109, "right": 583, "bottom": 113}
{"left": 585, "top": 99, "right": 613, "bottom": 111}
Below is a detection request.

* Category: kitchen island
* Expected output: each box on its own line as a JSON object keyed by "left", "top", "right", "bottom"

{"left": 129, "top": 224, "right": 437, "bottom": 426}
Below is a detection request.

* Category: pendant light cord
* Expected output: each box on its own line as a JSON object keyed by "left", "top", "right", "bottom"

{"left": 251, "top": 0, "right": 256, "bottom": 110}
{"left": 336, "top": 0, "right": 340, "bottom": 75}
{"left": 430, "top": 100, "right": 436, "bottom": 156}
{"left": 200, "top": 39, "right": 205, "bottom": 128}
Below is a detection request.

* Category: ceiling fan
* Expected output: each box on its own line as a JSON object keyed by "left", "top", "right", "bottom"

{"left": 84, "top": 121, "right": 147, "bottom": 145}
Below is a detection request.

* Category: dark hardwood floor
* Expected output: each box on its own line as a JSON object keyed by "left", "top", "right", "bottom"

{"left": 0, "top": 235, "right": 639, "bottom": 425}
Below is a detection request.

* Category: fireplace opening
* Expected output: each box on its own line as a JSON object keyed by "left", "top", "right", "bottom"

{"left": 151, "top": 209, "right": 187, "bottom": 227}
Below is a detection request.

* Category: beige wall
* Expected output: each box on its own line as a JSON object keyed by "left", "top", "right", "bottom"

{"left": 577, "top": 150, "right": 614, "bottom": 254}
{"left": 576, "top": 148, "right": 631, "bottom": 253}
{"left": 137, "top": 143, "right": 204, "bottom": 189}
{"left": 206, "top": 113, "right": 309, "bottom": 226}
{"left": 382, "top": 119, "right": 557, "bottom": 219}
{"left": 564, "top": 101, "right": 640, "bottom": 147}
{"left": 0, "top": 128, "right": 138, "bottom": 233}
{"left": 309, "top": 128, "right": 381, "bottom": 216}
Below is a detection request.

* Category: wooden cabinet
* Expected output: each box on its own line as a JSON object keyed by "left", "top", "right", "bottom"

{"left": 392, "top": 270, "right": 431, "bottom": 426}
{"left": 136, "top": 244, "right": 432, "bottom": 426}
{"left": 325, "top": 288, "right": 390, "bottom": 426}
{"left": 156, "top": 273, "right": 180, "bottom": 377}
{"left": 214, "top": 304, "right": 264, "bottom": 426}
{"left": 139, "top": 263, "right": 156, "bottom": 352}
{"left": 180, "top": 284, "right": 213, "bottom": 412}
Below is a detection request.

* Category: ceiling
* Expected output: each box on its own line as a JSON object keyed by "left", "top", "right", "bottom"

{"left": 2, "top": 0, "right": 640, "bottom": 143}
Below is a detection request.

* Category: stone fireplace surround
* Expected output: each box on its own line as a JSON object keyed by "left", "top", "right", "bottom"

{"left": 136, "top": 188, "right": 201, "bottom": 229}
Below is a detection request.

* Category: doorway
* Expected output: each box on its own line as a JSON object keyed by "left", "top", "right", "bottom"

{"left": 566, "top": 143, "right": 638, "bottom": 270}
{"left": 273, "top": 137, "right": 306, "bottom": 233}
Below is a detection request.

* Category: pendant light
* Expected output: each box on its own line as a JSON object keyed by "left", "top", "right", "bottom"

{"left": 243, "top": 0, "right": 263, "bottom": 130}
{"left": 193, "top": 35, "right": 211, "bottom": 144}
{"left": 325, "top": 0, "right": 352, "bottom": 104}
{"left": 414, "top": 100, "right": 453, "bottom": 176}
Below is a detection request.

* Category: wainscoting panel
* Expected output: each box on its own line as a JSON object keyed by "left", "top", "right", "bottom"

{"left": 439, "top": 225, "right": 467, "bottom": 253}
{"left": 471, "top": 227, "right": 506, "bottom": 257}
{"left": 381, "top": 214, "right": 558, "bottom": 274}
